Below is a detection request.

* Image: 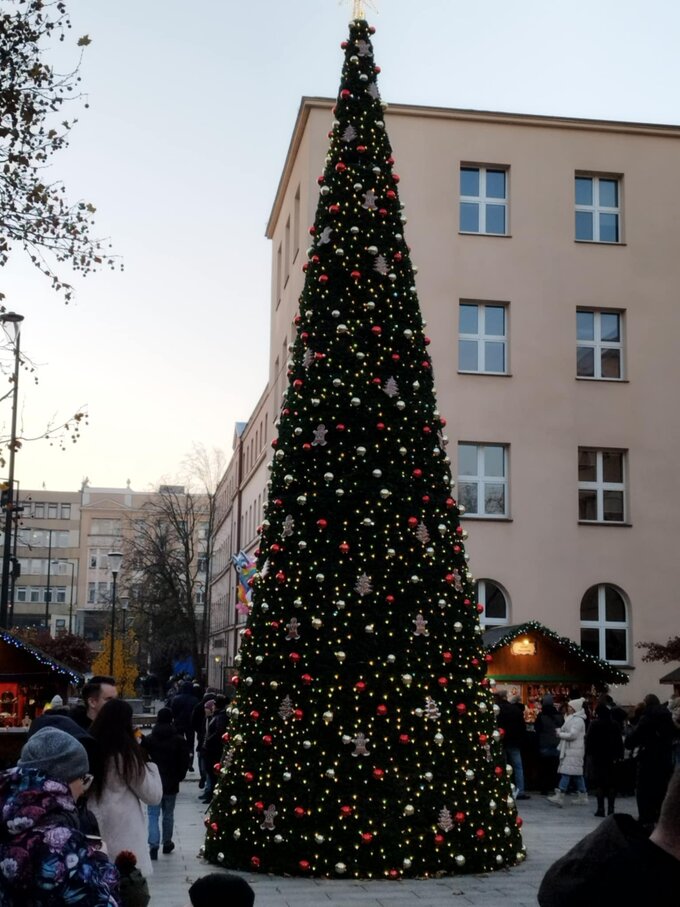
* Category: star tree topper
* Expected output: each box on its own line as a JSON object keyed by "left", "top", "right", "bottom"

{"left": 341, "top": 0, "right": 378, "bottom": 20}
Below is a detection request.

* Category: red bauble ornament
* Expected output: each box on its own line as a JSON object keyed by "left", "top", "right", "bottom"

{"left": 276, "top": 571, "right": 286, "bottom": 583}
{"left": 371, "top": 325, "right": 382, "bottom": 335}
{"left": 329, "top": 204, "right": 340, "bottom": 215}
{"left": 471, "top": 657, "right": 480, "bottom": 667}
{"left": 294, "top": 806, "right": 306, "bottom": 818}
{"left": 369, "top": 26, "right": 377, "bottom": 34}
{"left": 438, "top": 677, "right": 448, "bottom": 687}
{"left": 407, "top": 516, "right": 418, "bottom": 527}
{"left": 412, "top": 468, "right": 422, "bottom": 478}
{"left": 456, "top": 703, "right": 467, "bottom": 715}
{"left": 250, "top": 856, "right": 261, "bottom": 868}
{"left": 516, "top": 816, "right": 523, "bottom": 827}
{"left": 340, "top": 89, "right": 351, "bottom": 99}
{"left": 249, "top": 710, "right": 260, "bottom": 720}
{"left": 336, "top": 423, "right": 345, "bottom": 431}
{"left": 270, "top": 543, "right": 280, "bottom": 553}
{"left": 244, "top": 628, "right": 252, "bottom": 638}
{"left": 262, "top": 735, "right": 273, "bottom": 746}
{"left": 385, "top": 594, "right": 395, "bottom": 603}
{"left": 494, "top": 766, "right": 504, "bottom": 776}
{"left": 445, "top": 573, "right": 455, "bottom": 584}
{"left": 311, "top": 254, "right": 320, "bottom": 263}
{"left": 398, "top": 734, "right": 410, "bottom": 744}
{"left": 463, "top": 598, "right": 471, "bottom": 607}
{"left": 379, "top": 208, "right": 388, "bottom": 217}
{"left": 213, "top": 763, "right": 221, "bottom": 772}
{"left": 293, "top": 708, "right": 304, "bottom": 720}
{"left": 355, "top": 680, "right": 367, "bottom": 691}
{"left": 340, "top": 805, "right": 352, "bottom": 816}
{"left": 210, "top": 821, "right": 218, "bottom": 831}
{"left": 319, "top": 274, "right": 329, "bottom": 284}
{"left": 230, "top": 676, "right": 239, "bottom": 686}
{"left": 243, "top": 772, "right": 254, "bottom": 782}
{"left": 301, "top": 673, "right": 312, "bottom": 685}
{"left": 376, "top": 704, "right": 388, "bottom": 716}
{"left": 392, "top": 173, "right": 401, "bottom": 183}
{"left": 422, "top": 494, "right": 430, "bottom": 503}
{"left": 222, "top": 732, "right": 230, "bottom": 742}
{"left": 335, "top": 162, "right": 347, "bottom": 172}
{"left": 387, "top": 155, "right": 395, "bottom": 165}
{"left": 302, "top": 443, "right": 312, "bottom": 450}
{"left": 317, "top": 518, "right": 328, "bottom": 529}
{"left": 440, "top": 417, "right": 447, "bottom": 426}
{"left": 299, "top": 860, "right": 310, "bottom": 871}
{"left": 314, "top": 351, "right": 325, "bottom": 360}
{"left": 434, "top": 834, "right": 445, "bottom": 845}
{"left": 361, "top": 832, "right": 373, "bottom": 843}
{"left": 351, "top": 270, "right": 361, "bottom": 280}
{"left": 372, "top": 376, "right": 382, "bottom": 385}
{"left": 479, "top": 733, "right": 488, "bottom": 744}
{"left": 340, "top": 40, "right": 348, "bottom": 48}
{"left": 339, "top": 542, "right": 350, "bottom": 554}
{"left": 393, "top": 251, "right": 403, "bottom": 261}
{"left": 309, "top": 226, "right": 317, "bottom": 234}
{"left": 454, "top": 811, "right": 466, "bottom": 823}
{"left": 422, "top": 361, "right": 431, "bottom": 369}
{"left": 376, "top": 422, "right": 386, "bottom": 431}
{"left": 423, "top": 425, "right": 432, "bottom": 434}
{"left": 475, "top": 828, "right": 486, "bottom": 840}
{"left": 424, "top": 336, "right": 431, "bottom": 345}
{"left": 485, "top": 654, "right": 493, "bottom": 663}
{"left": 255, "top": 800, "right": 264, "bottom": 811}
{"left": 373, "top": 767, "right": 385, "bottom": 779}
{"left": 289, "top": 652, "right": 301, "bottom": 663}
{"left": 388, "top": 869, "right": 399, "bottom": 879}
{"left": 442, "top": 651, "right": 453, "bottom": 663}
{"left": 476, "top": 604, "right": 485, "bottom": 613}
{"left": 453, "top": 545, "right": 461, "bottom": 554}
{"left": 392, "top": 353, "right": 400, "bottom": 361}
{"left": 445, "top": 497, "right": 455, "bottom": 508}
{"left": 357, "top": 145, "right": 367, "bottom": 153}
{"left": 386, "top": 190, "right": 396, "bottom": 199}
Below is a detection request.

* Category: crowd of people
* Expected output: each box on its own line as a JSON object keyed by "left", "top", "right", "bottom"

{"left": 1, "top": 671, "right": 678, "bottom": 905}
{"left": 0, "top": 674, "right": 253, "bottom": 907}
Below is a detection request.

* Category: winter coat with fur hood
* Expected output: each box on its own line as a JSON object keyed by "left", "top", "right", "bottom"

{"left": 557, "top": 709, "right": 587, "bottom": 776}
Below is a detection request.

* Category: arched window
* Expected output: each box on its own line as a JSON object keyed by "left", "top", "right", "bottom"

{"left": 476, "top": 579, "right": 509, "bottom": 627}
{"left": 580, "top": 584, "right": 629, "bottom": 664}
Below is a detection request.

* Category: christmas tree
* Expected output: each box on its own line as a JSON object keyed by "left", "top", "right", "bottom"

{"left": 203, "top": 15, "right": 525, "bottom": 879}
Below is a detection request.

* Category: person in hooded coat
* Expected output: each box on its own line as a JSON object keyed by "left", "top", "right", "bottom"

{"left": 625, "top": 692, "right": 676, "bottom": 828}
{"left": 169, "top": 681, "right": 200, "bottom": 770}
{"left": 0, "top": 727, "right": 118, "bottom": 906}
{"left": 585, "top": 702, "right": 624, "bottom": 816}
{"left": 547, "top": 697, "right": 589, "bottom": 806}
{"left": 534, "top": 694, "right": 564, "bottom": 795}
{"left": 141, "top": 708, "right": 190, "bottom": 859}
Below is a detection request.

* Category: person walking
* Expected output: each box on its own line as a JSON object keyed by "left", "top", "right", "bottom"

{"left": 625, "top": 692, "right": 675, "bottom": 829}
{"left": 89, "top": 698, "right": 163, "bottom": 878}
{"left": 547, "top": 697, "right": 588, "bottom": 806}
{"left": 585, "top": 702, "right": 624, "bottom": 816}
{"left": 0, "top": 726, "right": 119, "bottom": 905}
{"left": 70, "top": 675, "right": 118, "bottom": 730}
{"left": 534, "top": 694, "right": 564, "bottom": 795}
{"left": 169, "top": 680, "right": 200, "bottom": 771}
{"left": 193, "top": 696, "right": 216, "bottom": 797}
{"left": 141, "top": 707, "right": 191, "bottom": 859}
{"left": 202, "top": 694, "right": 229, "bottom": 802}
{"left": 495, "top": 691, "right": 530, "bottom": 800}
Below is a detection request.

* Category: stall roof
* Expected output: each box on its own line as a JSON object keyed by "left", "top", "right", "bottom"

{"left": 483, "top": 620, "right": 629, "bottom": 685}
{"left": 0, "top": 631, "right": 83, "bottom": 685}
{"left": 659, "top": 665, "right": 680, "bottom": 684}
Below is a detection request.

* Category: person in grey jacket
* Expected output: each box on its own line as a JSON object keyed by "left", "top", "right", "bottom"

{"left": 547, "top": 698, "right": 588, "bottom": 806}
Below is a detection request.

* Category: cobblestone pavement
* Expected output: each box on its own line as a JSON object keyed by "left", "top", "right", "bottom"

{"left": 148, "top": 773, "right": 636, "bottom": 907}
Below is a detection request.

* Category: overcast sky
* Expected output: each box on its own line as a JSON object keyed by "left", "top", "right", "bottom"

{"left": 3, "top": 0, "right": 679, "bottom": 492}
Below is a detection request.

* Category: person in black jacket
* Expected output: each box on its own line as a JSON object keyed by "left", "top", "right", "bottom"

{"left": 534, "top": 694, "right": 564, "bottom": 795}
{"left": 169, "top": 681, "right": 200, "bottom": 770}
{"left": 141, "top": 708, "right": 190, "bottom": 859}
{"left": 495, "top": 691, "right": 529, "bottom": 799}
{"left": 625, "top": 693, "right": 676, "bottom": 829}
{"left": 585, "top": 702, "right": 624, "bottom": 816}
{"left": 202, "top": 695, "right": 228, "bottom": 804}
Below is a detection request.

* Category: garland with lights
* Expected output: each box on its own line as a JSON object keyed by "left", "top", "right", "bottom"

{"left": 203, "top": 17, "right": 525, "bottom": 878}
{"left": 0, "top": 630, "right": 83, "bottom": 684}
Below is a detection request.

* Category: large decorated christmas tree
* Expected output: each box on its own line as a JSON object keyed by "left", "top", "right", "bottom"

{"left": 203, "top": 12, "right": 525, "bottom": 879}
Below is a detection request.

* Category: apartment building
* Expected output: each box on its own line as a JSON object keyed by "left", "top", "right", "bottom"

{"left": 210, "top": 97, "right": 680, "bottom": 705}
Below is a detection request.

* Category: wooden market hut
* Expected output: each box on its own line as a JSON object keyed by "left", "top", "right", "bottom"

{"left": 659, "top": 665, "right": 680, "bottom": 697}
{"left": 0, "top": 630, "right": 83, "bottom": 766}
{"left": 483, "top": 620, "right": 629, "bottom": 723}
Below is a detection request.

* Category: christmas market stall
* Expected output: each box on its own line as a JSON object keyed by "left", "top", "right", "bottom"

{"left": 483, "top": 621, "right": 629, "bottom": 791}
{"left": 0, "top": 630, "right": 83, "bottom": 767}
{"left": 659, "top": 665, "right": 680, "bottom": 697}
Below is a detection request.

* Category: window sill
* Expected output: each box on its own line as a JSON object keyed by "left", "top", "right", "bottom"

{"left": 578, "top": 521, "right": 632, "bottom": 527}
{"left": 576, "top": 377, "right": 629, "bottom": 383}
{"left": 459, "top": 371, "right": 513, "bottom": 377}
{"left": 574, "top": 239, "right": 627, "bottom": 247}
{"left": 460, "top": 516, "right": 513, "bottom": 522}
{"left": 459, "top": 231, "right": 512, "bottom": 238}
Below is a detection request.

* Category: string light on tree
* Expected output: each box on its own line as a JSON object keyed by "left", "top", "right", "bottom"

{"left": 203, "top": 13, "right": 525, "bottom": 880}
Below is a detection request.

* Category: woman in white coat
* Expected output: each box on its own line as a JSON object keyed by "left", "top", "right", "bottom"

{"left": 547, "top": 698, "right": 589, "bottom": 806}
{"left": 89, "top": 698, "right": 163, "bottom": 877}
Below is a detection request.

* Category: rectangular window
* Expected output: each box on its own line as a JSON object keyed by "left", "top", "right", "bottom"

{"left": 284, "top": 216, "right": 291, "bottom": 287}
{"left": 60, "top": 504, "right": 71, "bottom": 519}
{"left": 293, "top": 185, "right": 301, "bottom": 263}
{"left": 459, "top": 301, "right": 507, "bottom": 373}
{"left": 16, "top": 587, "right": 26, "bottom": 602}
{"left": 460, "top": 166, "right": 508, "bottom": 235}
{"left": 276, "top": 242, "right": 282, "bottom": 308}
{"left": 457, "top": 443, "right": 508, "bottom": 518}
{"left": 88, "top": 582, "right": 96, "bottom": 604}
{"left": 47, "top": 503, "right": 58, "bottom": 519}
{"left": 578, "top": 448, "right": 626, "bottom": 523}
{"left": 575, "top": 175, "right": 621, "bottom": 243}
{"left": 576, "top": 309, "right": 624, "bottom": 379}
{"left": 33, "top": 503, "right": 45, "bottom": 519}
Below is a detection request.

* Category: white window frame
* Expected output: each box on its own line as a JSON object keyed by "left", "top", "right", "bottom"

{"left": 458, "top": 301, "right": 508, "bottom": 374}
{"left": 580, "top": 584, "right": 629, "bottom": 664}
{"left": 460, "top": 166, "right": 508, "bottom": 236}
{"left": 578, "top": 448, "right": 627, "bottom": 523}
{"left": 477, "top": 579, "right": 510, "bottom": 628}
{"left": 575, "top": 175, "right": 621, "bottom": 243}
{"left": 576, "top": 309, "right": 624, "bottom": 380}
{"left": 457, "top": 443, "right": 509, "bottom": 518}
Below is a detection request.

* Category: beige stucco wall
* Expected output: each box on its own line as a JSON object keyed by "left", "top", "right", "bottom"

{"left": 240, "top": 101, "right": 680, "bottom": 705}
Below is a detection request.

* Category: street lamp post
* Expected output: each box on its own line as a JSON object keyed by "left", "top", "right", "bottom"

{"left": 0, "top": 312, "right": 24, "bottom": 630}
{"left": 107, "top": 552, "right": 123, "bottom": 676}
